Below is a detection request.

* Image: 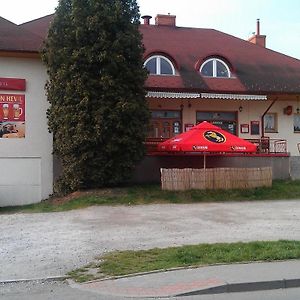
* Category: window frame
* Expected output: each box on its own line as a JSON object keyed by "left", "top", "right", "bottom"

{"left": 196, "top": 110, "right": 237, "bottom": 135}
{"left": 144, "top": 55, "right": 176, "bottom": 76}
{"left": 264, "top": 113, "right": 278, "bottom": 133}
{"left": 200, "top": 58, "right": 231, "bottom": 78}
{"left": 293, "top": 114, "right": 300, "bottom": 133}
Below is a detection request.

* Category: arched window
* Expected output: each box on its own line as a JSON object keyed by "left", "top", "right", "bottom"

{"left": 144, "top": 55, "right": 175, "bottom": 75}
{"left": 200, "top": 58, "right": 230, "bottom": 78}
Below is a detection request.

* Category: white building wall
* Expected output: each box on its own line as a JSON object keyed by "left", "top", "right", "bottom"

{"left": 0, "top": 57, "right": 52, "bottom": 206}
{"left": 232, "top": 99, "right": 299, "bottom": 156}
{"left": 149, "top": 98, "right": 300, "bottom": 156}
{"left": 261, "top": 101, "right": 299, "bottom": 156}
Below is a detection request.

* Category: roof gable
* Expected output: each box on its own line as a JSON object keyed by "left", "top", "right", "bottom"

{"left": 0, "top": 17, "right": 43, "bottom": 52}
{"left": 20, "top": 14, "right": 54, "bottom": 38}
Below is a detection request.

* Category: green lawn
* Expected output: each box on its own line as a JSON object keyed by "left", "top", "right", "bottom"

{"left": 1, "top": 180, "right": 300, "bottom": 213}
{"left": 68, "top": 240, "right": 300, "bottom": 282}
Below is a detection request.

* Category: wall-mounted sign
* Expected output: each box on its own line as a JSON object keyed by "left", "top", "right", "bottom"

{"left": 0, "top": 78, "right": 26, "bottom": 91}
{"left": 240, "top": 123, "right": 249, "bottom": 134}
{"left": 0, "top": 94, "right": 25, "bottom": 138}
{"left": 250, "top": 121, "right": 260, "bottom": 135}
{"left": 184, "top": 123, "right": 194, "bottom": 132}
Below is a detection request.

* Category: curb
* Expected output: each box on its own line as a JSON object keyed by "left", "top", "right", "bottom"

{"left": 0, "top": 275, "right": 69, "bottom": 284}
{"left": 71, "top": 259, "right": 300, "bottom": 284}
{"left": 177, "top": 278, "right": 300, "bottom": 296}
{"left": 71, "top": 259, "right": 284, "bottom": 285}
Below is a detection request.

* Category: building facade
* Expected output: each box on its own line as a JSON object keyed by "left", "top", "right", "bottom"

{"left": 0, "top": 13, "right": 300, "bottom": 205}
{"left": 0, "top": 16, "right": 52, "bottom": 206}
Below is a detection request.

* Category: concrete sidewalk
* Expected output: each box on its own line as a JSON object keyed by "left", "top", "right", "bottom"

{"left": 72, "top": 260, "right": 300, "bottom": 298}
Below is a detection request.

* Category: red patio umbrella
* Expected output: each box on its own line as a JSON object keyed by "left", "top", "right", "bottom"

{"left": 158, "top": 121, "right": 257, "bottom": 153}
{"left": 158, "top": 121, "right": 257, "bottom": 169}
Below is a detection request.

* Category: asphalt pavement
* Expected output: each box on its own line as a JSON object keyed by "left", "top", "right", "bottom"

{"left": 3, "top": 280, "right": 300, "bottom": 300}
{"left": 2, "top": 260, "right": 300, "bottom": 299}
{"left": 73, "top": 260, "right": 300, "bottom": 298}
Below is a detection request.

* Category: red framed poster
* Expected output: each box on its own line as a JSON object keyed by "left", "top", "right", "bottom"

{"left": 0, "top": 94, "right": 25, "bottom": 138}
{"left": 240, "top": 124, "right": 249, "bottom": 134}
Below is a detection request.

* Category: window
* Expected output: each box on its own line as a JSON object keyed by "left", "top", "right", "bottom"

{"left": 196, "top": 111, "right": 237, "bottom": 135}
{"left": 294, "top": 114, "right": 300, "bottom": 133}
{"left": 264, "top": 113, "right": 277, "bottom": 133}
{"left": 144, "top": 55, "right": 175, "bottom": 75}
{"left": 200, "top": 58, "right": 230, "bottom": 78}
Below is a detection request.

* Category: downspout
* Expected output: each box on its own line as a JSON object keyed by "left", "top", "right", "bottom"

{"left": 261, "top": 97, "right": 278, "bottom": 137}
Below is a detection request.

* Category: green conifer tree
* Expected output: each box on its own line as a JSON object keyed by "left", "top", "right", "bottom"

{"left": 42, "top": 0, "right": 149, "bottom": 194}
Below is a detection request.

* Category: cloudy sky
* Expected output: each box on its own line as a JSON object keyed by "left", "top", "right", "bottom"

{"left": 2, "top": 0, "right": 300, "bottom": 59}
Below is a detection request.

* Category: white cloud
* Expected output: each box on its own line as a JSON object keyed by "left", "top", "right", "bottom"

{"left": 137, "top": 0, "right": 300, "bottom": 59}
{"left": 138, "top": 0, "right": 240, "bottom": 28}
{"left": 1, "top": 0, "right": 57, "bottom": 24}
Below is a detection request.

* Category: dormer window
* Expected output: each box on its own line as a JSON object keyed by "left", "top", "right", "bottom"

{"left": 144, "top": 55, "right": 175, "bottom": 75}
{"left": 200, "top": 58, "right": 230, "bottom": 78}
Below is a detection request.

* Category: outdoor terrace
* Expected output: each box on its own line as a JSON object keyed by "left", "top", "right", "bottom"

{"left": 145, "top": 138, "right": 288, "bottom": 156}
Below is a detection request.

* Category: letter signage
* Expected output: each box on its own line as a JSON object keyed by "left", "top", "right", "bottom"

{"left": 0, "top": 78, "right": 26, "bottom": 91}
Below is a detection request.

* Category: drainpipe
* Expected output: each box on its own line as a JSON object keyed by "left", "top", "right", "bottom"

{"left": 261, "top": 97, "right": 278, "bottom": 137}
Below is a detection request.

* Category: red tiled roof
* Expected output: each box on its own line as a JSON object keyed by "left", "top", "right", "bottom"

{"left": 145, "top": 76, "right": 186, "bottom": 91}
{"left": 20, "top": 14, "right": 54, "bottom": 38}
{"left": 140, "top": 24, "right": 300, "bottom": 94}
{"left": 202, "top": 77, "right": 247, "bottom": 93}
{"left": 0, "top": 17, "right": 43, "bottom": 52}
{"left": 1, "top": 14, "right": 300, "bottom": 94}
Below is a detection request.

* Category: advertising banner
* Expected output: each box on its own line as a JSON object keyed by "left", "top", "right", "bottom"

{"left": 0, "top": 78, "right": 26, "bottom": 91}
{"left": 0, "top": 94, "right": 25, "bottom": 138}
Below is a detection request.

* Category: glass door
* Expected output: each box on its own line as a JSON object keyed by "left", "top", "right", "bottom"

{"left": 148, "top": 110, "right": 182, "bottom": 138}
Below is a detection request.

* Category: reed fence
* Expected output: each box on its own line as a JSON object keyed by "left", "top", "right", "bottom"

{"left": 161, "top": 167, "right": 272, "bottom": 191}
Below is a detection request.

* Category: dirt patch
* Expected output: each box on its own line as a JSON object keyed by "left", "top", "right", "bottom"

{"left": 46, "top": 188, "right": 127, "bottom": 205}
{"left": 48, "top": 191, "right": 88, "bottom": 205}
{"left": 2, "top": 201, "right": 300, "bottom": 281}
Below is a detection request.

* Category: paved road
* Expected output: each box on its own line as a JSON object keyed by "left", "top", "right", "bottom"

{"left": 76, "top": 260, "right": 300, "bottom": 298}
{"left": 1, "top": 200, "right": 300, "bottom": 281}
{"left": 2, "top": 281, "right": 300, "bottom": 300}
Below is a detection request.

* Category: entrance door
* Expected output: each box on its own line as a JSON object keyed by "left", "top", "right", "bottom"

{"left": 148, "top": 110, "right": 182, "bottom": 138}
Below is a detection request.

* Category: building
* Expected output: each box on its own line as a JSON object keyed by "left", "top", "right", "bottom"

{"left": 0, "top": 16, "right": 52, "bottom": 206}
{"left": 0, "top": 13, "right": 300, "bottom": 206}
{"left": 136, "top": 15, "right": 300, "bottom": 183}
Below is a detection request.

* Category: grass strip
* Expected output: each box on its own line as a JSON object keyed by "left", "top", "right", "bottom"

{"left": 68, "top": 240, "right": 300, "bottom": 282}
{"left": 2, "top": 180, "right": 300, "bottom": 213}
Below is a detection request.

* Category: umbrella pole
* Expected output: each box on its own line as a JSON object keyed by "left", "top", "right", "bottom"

{"left": 204, "top": 153, "right": 206, "bottom": 189}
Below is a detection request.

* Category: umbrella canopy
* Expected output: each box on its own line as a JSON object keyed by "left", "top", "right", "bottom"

{"left": 158, "top": 121, "right": 257, "bottom": 153}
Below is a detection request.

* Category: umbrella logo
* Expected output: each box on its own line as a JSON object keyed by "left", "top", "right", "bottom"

{"left": 204, "top": 130, "right": 226, "bottom": 143}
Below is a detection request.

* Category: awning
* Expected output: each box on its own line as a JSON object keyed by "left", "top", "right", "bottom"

{"left": 146, "top": 91, "right": 200, "bottom": 99}
{"left": 201, "top": 93, "right": 267, "bottom": 101}
{"left": 146, "top": 91, "right": 267, "bottom": 101}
